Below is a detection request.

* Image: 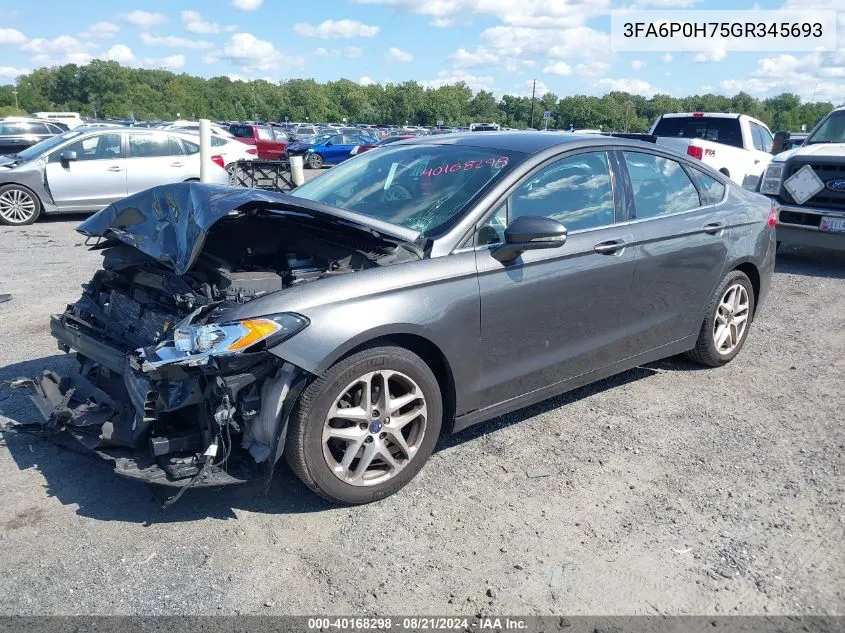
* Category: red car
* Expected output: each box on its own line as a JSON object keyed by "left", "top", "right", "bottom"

{"left": 228, "top": 124, "right": 289, "bottom": 160}
{"left": 351, "top": 135, "right": 414, "bottom": 155}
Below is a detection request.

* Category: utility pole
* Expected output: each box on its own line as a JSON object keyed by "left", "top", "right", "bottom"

{"left": 529, "top": 79, "right": 536, "bottom": 129}
{"left": 12, "top": 89, "right": 19, "bottom": 115}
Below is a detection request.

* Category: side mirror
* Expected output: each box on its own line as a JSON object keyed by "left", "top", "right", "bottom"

{"left": 492, "top": 215, "right": 567, "bottom": 262}
{"left": 60, "top": 150, "right": 77, "bottom": 163}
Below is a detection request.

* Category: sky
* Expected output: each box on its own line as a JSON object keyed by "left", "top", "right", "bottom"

{"left": 1, "top": 0, "right": 845, "bottom": 102}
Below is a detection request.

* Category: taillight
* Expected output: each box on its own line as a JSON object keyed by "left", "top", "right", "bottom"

{"left": 211, "top": 155, "right": 224, "bottom": 168}
{"left": 768, "top": 205, "right": 777, "bottom": 227}
{"left": 687, "top": 145, "right": 703, "bottom": 160}
{"left": 246, "top": 148, "right": 257, "bottom": 155}
{"left": 692, "top": 112, "right": 704, "bottom": 118}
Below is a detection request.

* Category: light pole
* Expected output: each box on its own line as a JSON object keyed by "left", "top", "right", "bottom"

{"left": 529, "top": 79, "right": 537, "bottom": 129}
{"left": 12, "top": 89, "right": 19, "bottom": 115}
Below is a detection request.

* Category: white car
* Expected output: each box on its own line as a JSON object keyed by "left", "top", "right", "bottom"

{"left": 649, "top": 113, "right": 774, "bottom": 188}
{"left": 0, "top": 127, "right": 229, "bottom": 225}
{"left": 164, "top": 121, "right": 235, "bottom": 138}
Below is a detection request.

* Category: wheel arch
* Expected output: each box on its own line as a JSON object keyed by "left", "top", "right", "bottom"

{"left": 730, "top": 260, "right": 761, "bottom": 317}
{"left": 319, "top": 332, "right": 458, "bottom": 435}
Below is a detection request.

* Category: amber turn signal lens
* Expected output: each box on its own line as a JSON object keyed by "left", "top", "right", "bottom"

{"left": 226, "top": 319, "right": 280, "bottom": 351}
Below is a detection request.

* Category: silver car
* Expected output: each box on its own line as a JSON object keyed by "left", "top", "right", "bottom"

{"left": 0, "top": 127, "right": 229, "bottom": 225}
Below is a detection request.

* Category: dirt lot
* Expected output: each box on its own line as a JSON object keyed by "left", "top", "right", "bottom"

{"left": 0, "top": 212, "right": 843, "bottom": 616}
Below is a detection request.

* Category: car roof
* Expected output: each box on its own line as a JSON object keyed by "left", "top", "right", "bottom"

{"left": 394, "top": 131, "right": 661, "bottom": 154}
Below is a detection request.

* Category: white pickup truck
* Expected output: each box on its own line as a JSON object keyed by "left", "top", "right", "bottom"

{"left": 649, "top": 112, "right": 774, "bottom": 188}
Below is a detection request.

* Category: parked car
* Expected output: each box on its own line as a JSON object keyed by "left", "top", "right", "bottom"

{"left": 0, "top": 127, "right": 229, "bottom": 225}
{"left": 164, "top": 121, "right": 235, "bottom": 138}
{"left": 649, "top": 112, "right": 774, "bottom": 188}
{"left": 352, "top": 135, "right": 413, "bottom": 155}
{"left": 0, "top": 118, "right": 68, "bottom": 155}
{"left": 286, "top": 133, "right": 373, "bottom": 168}
{"left": 759, "top": 106, "right": 845, "bottom": 250}
{"left": 28, "top": 133, "right": 775, "bottom": 505}
{"left": 228, "top": 123, "right": 289, "bottom": 160}
{"left": 180, "top": 134, "right": 258, "bottom": 175}
{"left": 32, "top": 111, "right": 84, "bottom": 129}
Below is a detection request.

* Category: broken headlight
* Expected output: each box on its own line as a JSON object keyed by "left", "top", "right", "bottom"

{"left": 173, "top": 313, "right": 309, "bottom": 356}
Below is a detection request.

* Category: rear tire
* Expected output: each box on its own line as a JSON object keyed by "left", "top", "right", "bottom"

{"left": 306, "top": 153, "right": 323, "bottom": 169}
{"left": 0, "top": 184, "right": 41, "bottom": 226}
{"left": 285, "top": 346, "right": 443, "bottom": 504}
{"left": 684, "top": 270, "right": 755, "bottom": 367}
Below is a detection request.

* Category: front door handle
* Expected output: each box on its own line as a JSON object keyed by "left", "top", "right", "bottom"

{"left": 170, "top": 161, "right": 184, "bottom": 167}
{"left": 594, "top": 239, "right": 627, "bottom": 255}
{"left": 703, "top": 221, "right": 726, "bottom": 235}
{"left": 754, "top": 159, "right": 761, "bottom": 164}
{"left": 107, "top": 166, "right": 123, "bottom": 172}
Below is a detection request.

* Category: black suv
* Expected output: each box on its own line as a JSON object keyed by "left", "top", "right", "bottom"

{"left": 0, "top": 118, "right": 68, "bottom": 155}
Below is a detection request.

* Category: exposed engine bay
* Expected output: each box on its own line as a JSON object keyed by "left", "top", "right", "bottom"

{"left": 26, "top": 187, "right": 421, "bottom": 503}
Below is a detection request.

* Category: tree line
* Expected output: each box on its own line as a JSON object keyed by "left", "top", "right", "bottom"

{"left": 0, "top": 59, "right": 834, "bottom": 133}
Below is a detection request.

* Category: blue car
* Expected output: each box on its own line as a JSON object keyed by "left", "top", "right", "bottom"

{"left": 286, "top": 133, "right": 375, "bottom": 169}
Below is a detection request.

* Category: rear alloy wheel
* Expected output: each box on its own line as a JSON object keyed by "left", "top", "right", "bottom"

{"left": 0, "top": 184, "right": 41, "bottom": 226}
{"left": 685, "top": 270, "right": 755, "bottom": 367}
{"left": 307, "top": 153, "right": 323, "bottom": 169}
{"left": 286, "top": 346, "right": 442, "bottom": 504}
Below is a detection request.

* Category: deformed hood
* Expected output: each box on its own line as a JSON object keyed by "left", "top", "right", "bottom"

{"left": 77, "top": 182, "right": 421, "bottom": 275}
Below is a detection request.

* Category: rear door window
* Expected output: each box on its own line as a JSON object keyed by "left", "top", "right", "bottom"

{"left": 688, "top": 167, "right": 727, "bottom": 205}
{"left": 229, "top": 125, "right": 254, "bottom": 139}
{"left": 652, "top": 116, "right": 744, "bottom": 149}
{"left": 128, "top": 133, "right": 185, "bottom": 157}
{"left": 623, "top": 151, "right": 701, "bottom": 218}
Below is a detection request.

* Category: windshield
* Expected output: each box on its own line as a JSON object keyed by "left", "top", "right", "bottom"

{"left": 15, "top": 130, "right": 83, "bottom": 160}
{"left": 291, "top": 144, "right": 527, "bottom": 235}
{"left": 308, "top": 134, "right": 332, "bottom": 145}
{"left": 807, "top": 111, "right": 845, "bottom": 144}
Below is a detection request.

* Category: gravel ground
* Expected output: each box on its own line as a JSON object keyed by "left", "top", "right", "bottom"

{"left": 0, "top": 209, "right": 843, "bottom": 616}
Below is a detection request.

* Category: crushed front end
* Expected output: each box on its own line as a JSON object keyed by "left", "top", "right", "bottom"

{"left": 25, "top": 183, "right": 418, "bottom": 497}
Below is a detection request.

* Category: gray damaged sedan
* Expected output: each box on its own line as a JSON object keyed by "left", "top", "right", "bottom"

{"left": 28, "top": 133, "right": 776, "bottom": 504}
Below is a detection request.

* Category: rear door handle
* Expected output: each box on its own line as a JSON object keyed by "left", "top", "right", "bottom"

{"left": 170, "top": 162, "right": 184, "bottom": 167}
{"left": 703, "top": 221, "right": 726, "bottom": 235}
{"left": 107, "top": 166, "right": 123, "bottom": 172}
{"left": 754, "top": 159, "right": 761, "bottom": 164}
{"left": 594, "top": 239, "right": 627, "bottom": 255}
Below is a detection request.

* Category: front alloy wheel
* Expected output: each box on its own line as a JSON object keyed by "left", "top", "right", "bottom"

{"left": 286, "top": 346, "right": 443, "bottom": 504}
{"left": 322, "top": 369, "right": 428, "bottom": 486}
{"left": 0, "top": 185, "right": 41, "bottom": 226}
{"left": 307, "top": 153, "right": 323, "bottom": 169}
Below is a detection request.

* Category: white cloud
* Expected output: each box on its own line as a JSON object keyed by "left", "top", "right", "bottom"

{"left": 0, "top": 28, "right": 27, "bottom": 44}
{"left": 81, "top": 22, "right": 120, "bottom": 39}
{"left": 105, "top": 44, "right": 134, "bottom": 63}
{"left": 21, "top": 35, "right": 94, "bottom": 65}
{"left": 716, "top": 50, "right": 845, "bottom": 101}
{"left": 574, "top": 61, "right": 610, "bottom": 77}
{"left": 353, "top": 0, "right": 606, "bottom": 29}
{"left": 527, "top": 79, "right": 551, "bottom": 97}
{"left": 141, "top": 55, "right": 185, "bottom": 70}
{"left": 430, "top": 18, "right": 454, "bottom": 27}
{"left": 482, "top": 25, "right": 613, "bottom": 64}
{"left": 0, "top": 66, "right": 30, "bottom": 78}
{"left": 140, "top": 33, "right": 213, "bottom": 49}
{"left": 420, "top": 70, "right": 494, "bottom": 92}
{"left": 387, "top": 47, "right": 413, "bottom": 62}
{"left": 346, "top": 46, "right": 363, "bottom": 58}
{"left": 544, "top": 61, "right": 572, "bottom": 76}
{"left": 181, "top": 11, "right": 220, "bottom": 34}
{"left": 314, "top": 47, "right": 332, "bottom": 57}
{"left": 225, "top": 25, "right": 239, "bottom": 32}
{"left": 359, "top": 76, "right": 375, "bottom": 86}
{"left": 206, "top": 32, "right": 305, "bottom": 74}
{"left": 631, "top": 59, "right": 646, "bottom": 71}
{"left": 595, "top": 78, "right": 655, "bottom": 96}
{"left": 451, "top": 46, "right": 499, "bottom": 68}
{"left": 692, "top": 45, "right": 727, "bottom": 63}
{"left": 660, "top": 52, "right": 673, "bottom": 63}
{"left": 293, "top": 20, "right": 380, "bottom": 38}
{"left": 232, "top": 0, "right": 265, "bottom": 10}
{"left": 124, "top": 10, "right": 167, "bottom": 29}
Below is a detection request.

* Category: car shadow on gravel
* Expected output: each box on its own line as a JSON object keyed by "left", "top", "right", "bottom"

{"left": 775, "top": 245, "right": 845, "bottom": 279}
{"left": 0, "top": 355, "right": 333, "bottom": 524}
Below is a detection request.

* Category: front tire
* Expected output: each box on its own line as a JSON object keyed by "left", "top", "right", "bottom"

{"left": 306, "top": 153, "right": 323, "bottom": 169}
{"left": 286, "top": 346, "right": 443, "bottom": 504}
{"left": 0, "top": 184, "right": 41, "bottom": 226}
{"left": 685, "top": 270, "right": 755, "bottom": 367}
